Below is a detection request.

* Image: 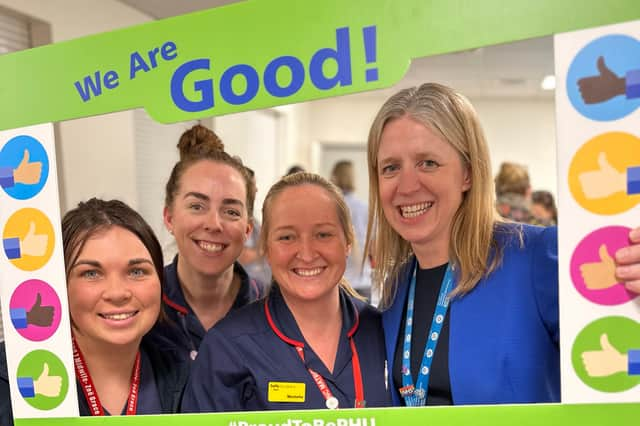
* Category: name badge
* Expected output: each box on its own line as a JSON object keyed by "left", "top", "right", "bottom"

{"left": 268, "top": 381, "right": 306, "bottom": 402}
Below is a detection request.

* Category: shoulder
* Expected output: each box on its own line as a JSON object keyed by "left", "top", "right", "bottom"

{"left": 494, "top": 222, "right": 557, "bottom": 252}
{"left": 212, "top": 299, "right": 268, "bottom": 339}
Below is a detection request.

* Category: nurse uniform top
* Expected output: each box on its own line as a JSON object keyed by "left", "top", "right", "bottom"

{"left": 181, "top": 285, "right": 390, "bottom": 412}
{"left": 157, "top": 255, "right": 264, "bottom": 362}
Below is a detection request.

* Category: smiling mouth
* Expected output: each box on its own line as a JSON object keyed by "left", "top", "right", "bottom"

{"left": 198, "top": 240, "right": 225, "bottom": 253}
{"left": 293, "top": 267, "right": 324, "bottom": 277}
{"left": 399, "top": 202, "right": 433, "bottom": 218}
{"left": 99, "top": 311, "right": 138, "bottom": 321}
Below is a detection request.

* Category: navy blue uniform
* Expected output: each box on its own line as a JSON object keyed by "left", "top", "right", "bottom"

{"left": 181, "top": 286, "right": 390, "bottom": 412}
{"left": 158, "top": 255, "right": 264, "bottom": 361}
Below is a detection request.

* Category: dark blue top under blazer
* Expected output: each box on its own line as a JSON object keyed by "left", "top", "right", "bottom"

{"left": 383, "top": 223, "right": 560, "bottom": 405}
{"left": 181, "top": 286, "right": 390, "bottom": 412}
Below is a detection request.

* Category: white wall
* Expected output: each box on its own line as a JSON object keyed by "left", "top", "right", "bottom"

{"left": 0, "top": 0, "right": 152, "bottom": 212}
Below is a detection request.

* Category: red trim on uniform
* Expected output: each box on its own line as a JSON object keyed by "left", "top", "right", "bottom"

{"left": 347, "top": 307, "right": 359, "bottom": 338}
{"left": 264, "top": 298, "right": 305, "bottom": 347}
{"left": 162, "top": 293, "right": 188, "bottom": 315}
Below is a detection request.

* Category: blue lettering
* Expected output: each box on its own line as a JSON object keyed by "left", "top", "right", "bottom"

{"left": 220, "top": 64, "right": 259, "bottom": 105}
{"left": 264, "top": 56, "right": 305, "bottom": 98}
{"left": 170, "top": 58, "right": 214, "bottom": 112}
{"left": 130, "top": 52, "right": 151, "bottom": 79}
{"left": 73, "top": 71, "right": 103, "bottom": 102}
{"left": 309, "top": 27, "right": 352, "bottom": 90}
{"left": 103, "top": 70, "right": 119, "bottom": 89}
{"left": 162, "top": 41, "right": 178, "bottom": 60}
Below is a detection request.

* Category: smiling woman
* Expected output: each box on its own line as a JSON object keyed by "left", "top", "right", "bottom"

{"left": 181, "top": 172, "right": 389, "bottom": 412}
{"left": 0, "top": 198, "right": 189, "bottom": 423}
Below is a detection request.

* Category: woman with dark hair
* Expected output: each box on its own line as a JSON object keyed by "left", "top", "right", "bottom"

{"left": 1, "top": 198, "right": 188, "bottom": 423}
{"left": 159, "top": 124, "right": 264, "bottom": 362}
{"left": 531, "top": 190, "right": 558, "bottom": 226}
{"left": 182, "top": 173, "right": 389, "bottom": 412}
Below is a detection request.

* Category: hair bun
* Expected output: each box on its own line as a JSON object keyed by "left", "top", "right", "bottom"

{"left": 177, "top": 124, "right": 224, "bottom": 159}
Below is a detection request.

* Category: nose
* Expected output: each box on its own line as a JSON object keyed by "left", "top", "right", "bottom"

{"left": 204, "top": 210, "right": 222, "bottom": 232}
{"left": 397, "top": 166, "right": 420, "bottom": 195}
{"left": 102, "top": 276, "right": 132, "bottom": 304}
{"left": 295, "top": 236, "right": 318, "bottom": 263}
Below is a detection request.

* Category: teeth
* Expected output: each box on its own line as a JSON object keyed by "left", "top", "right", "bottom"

{"left": 199, "top": 241, "right": 224, "bottom": 252}
{"left": 101, "top": 312, "right": 136, "bottom": 320}
{"left": 294, "top": 267, "right": 323, "bottom": 277}
{"left": 400, "top": 202, "right": 433, "bottom": 218}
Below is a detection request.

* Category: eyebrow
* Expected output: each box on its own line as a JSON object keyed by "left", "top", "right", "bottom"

{"left": 184, "top": 192, "right": 245, "bottom": 208}
{"left": 272, "top": 223, "right": 339, "bottom": 232}
{"left": 183, "top": 191, "right": 209, "bottom": 201}
{"left": 70, "top": 258, "right": 154, "bottom": 270}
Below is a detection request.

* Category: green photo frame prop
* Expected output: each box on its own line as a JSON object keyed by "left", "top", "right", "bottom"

{"left": 1, "top": 0, "right": 640, "bottom": 425}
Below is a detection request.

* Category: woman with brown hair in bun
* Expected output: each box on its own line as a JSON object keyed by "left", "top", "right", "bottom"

{"left": 157, "top": 124, "right": 264, "bottom": 362}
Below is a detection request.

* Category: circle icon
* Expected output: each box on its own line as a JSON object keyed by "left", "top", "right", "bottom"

{"left": 570, "top": 226, "right": 636, "bottom": 305}
{"left": 0, "top": 134, "right": 49, "bottom": 200}
{"left": 572, "top": 316, "right": 640, "bottom": 392}
{"left": 16, "top": 350, "right": 69, "bottom": 410}
{"left": 567, "top": 34, "right": 640, "bottom": 121}
{"left": 568, "top": 132, "right": 640, "bottom": 215}
{"left": 2, "top": 208, "right": 55, "bottom": 271}
{"left": 9, "top": 279, "right": 62, "bottom": 341}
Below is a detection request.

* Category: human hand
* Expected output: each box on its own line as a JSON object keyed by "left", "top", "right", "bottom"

{"left": 616, "top": 227, "right": 640, "bottom": 293}
{"left": 13, "top": 149, "right": 42, "bottom": 185}
{"left": 33, "top": 363, "right": 62, "bottom": 397}
{"left": 578, "top": 152, "right": 626, "bottom": 199}
{"left": 580, "top": 244, "right": 618, "bottom": 290}
{"left": 581, "top": 334, "right": 628, "bottom": 377}
{"left": 578, "top": 56, "right": 626, "bottom": 104}
{"left": 21, "top": 222, "right": 48, "bottom": 257}
{"left": 26, "top": 293, "right": 54, "bottom": 327}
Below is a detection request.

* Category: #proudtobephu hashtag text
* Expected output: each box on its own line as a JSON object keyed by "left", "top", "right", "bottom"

{"left": 229, "top": 418, "right": 377, "bottom": 426}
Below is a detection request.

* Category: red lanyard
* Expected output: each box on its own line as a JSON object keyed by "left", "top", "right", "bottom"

{"left": 264, "top": 299, "right": 366, "bottom": 409}
{"left": 72, "top": 338, "right": 141, "bottom": 416}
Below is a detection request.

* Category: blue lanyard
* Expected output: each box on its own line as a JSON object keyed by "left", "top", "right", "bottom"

{"left": 400, "top": 263, "right": 454, "bottom": 406}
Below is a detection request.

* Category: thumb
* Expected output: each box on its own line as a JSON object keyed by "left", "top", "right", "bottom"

{"left": 18, "top": 149, "right": 30, "bottom": 167}
{"left": 25, "top": 221, "right": 36, "bottom": 238}
{"left": 599, "top": 333, "right": 615, "bottom": 352}
{"left": 597, "top": 56, "right": 613, "bottom": 76}
{"left": 597, "top": 152, "right": 616, "bottom": 173}
{"left": 33, "top": 293, "right": 42, "bottom": 308}
{"left": 598, "top": 244, "right": 613, "bottom": 264}
{"left": 38, "top": 363, "right": 50, "bottom": 380}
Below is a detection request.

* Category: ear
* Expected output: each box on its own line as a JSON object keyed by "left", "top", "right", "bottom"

{"left": 462, "top": 166, "right": 472, "bottom": 192}
{"left": 244, "top": 220, "right": 254, "bottom": 242}
{"left": 163, "top": 206, "right": 173, "bottom": 233}
{"left": 346, "top": 242, "right": 352, "bottom": 257}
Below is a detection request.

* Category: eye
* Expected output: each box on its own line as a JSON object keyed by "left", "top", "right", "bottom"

{"left": 276, "top": 234, "right": 294, "bottom": 241}
{"left": 317, "top": 231, "right": 333, "bottom": 239}
{"left": 80, "top": 269, "right": 101, "bottom": 280}
{"left": 188, "top": 203, "right": 205, "bottom": 212}
{"left": 129, "top": 267, "right": 151, "bottom": 279}
{"left": 418, "top": 159, "right": 440, "bottom": 170}
{"left": 224, "top": 208, "right": 242, "bottom": 218}
{"left": 379, "top": 163, "right": 399, "bottom": 176}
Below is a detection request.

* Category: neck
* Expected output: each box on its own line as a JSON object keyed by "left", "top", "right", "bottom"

{"left": 281, "top": 287, "right": 342, "bottom": 372}
{"left": 412, "top": 236, "right": 450, "bottom": 269}
{"left": 73, "top": 332, "right": 139, "bottom": 415}
{"left": 177, "top": 259, "right": 240, "bottom": 330}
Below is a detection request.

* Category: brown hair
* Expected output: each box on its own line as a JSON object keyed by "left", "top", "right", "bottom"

{"left": 365, "top": 83, "right": 505, "bottom": 307}
{"left": 331, "top": 160, "right": 355, "bottom": 192}
{"left": 164, "top": 124, "right": 256, "bottom": 217}
{"left": 532, "top": 190, "right": 557, "bottom": 223}
{"left": 259, "top": 172, "right": 363, "bottom": 299}
{"left": 495, "top": 162, "right": 530, "bottom": 196}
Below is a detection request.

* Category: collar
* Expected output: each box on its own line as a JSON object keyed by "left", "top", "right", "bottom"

{"left": 266, "top": 285, "right": 360, "bottom": 377}
{"left": 162, "top": 255, "right": 262, "bottom": 316}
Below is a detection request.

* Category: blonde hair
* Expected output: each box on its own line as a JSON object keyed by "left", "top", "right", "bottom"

{"left": 495, "top": 162, "right": 530, "bottom": 196}
{"left": 365, "top": 83, "right": 505, "bottom": 308}
{"left": 259, "top": 172, "right": 363, "bottom": 300}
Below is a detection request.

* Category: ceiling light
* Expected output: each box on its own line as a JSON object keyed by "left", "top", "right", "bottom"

{"left": 541, "top": 75, "right": 556, "bottom": 90}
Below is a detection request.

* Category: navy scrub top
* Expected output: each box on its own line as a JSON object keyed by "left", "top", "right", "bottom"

{"left": 158, "top": 255, "right": 264, "bottom": 361}
{"left": 181, "top": 286, "right": 390, "bottom": 412}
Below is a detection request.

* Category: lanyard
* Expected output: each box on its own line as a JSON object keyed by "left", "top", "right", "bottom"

{"left": 264, "top": 298, "right": 366, "bottom": 409}
{"left": 72, "top": 338, "right": 141, "bottom": 416}
{"left": 399, "top": 263, "right": 454, "bottom": 406}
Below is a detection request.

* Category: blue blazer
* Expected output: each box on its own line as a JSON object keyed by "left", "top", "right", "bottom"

{"left": 383, "top": 223, "right": 560, "bottom": 405}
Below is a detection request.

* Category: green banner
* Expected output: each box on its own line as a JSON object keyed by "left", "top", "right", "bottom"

{"left": 1, "top": 0, "right": 639, "bottom": 129}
